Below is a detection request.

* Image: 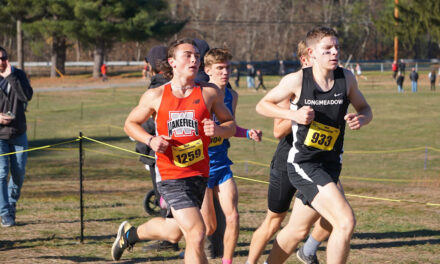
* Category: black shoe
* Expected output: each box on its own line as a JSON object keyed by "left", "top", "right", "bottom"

{"left": 142, "top": 240, "right": 179, "bottom": 252}
{"left": 111, "top": 221, "right": 133, "bottom": 261}
{"left": 296, "top": 246, "right": 319, "bottom": 264}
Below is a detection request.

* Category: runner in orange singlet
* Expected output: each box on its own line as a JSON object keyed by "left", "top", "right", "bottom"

{"left": 111, "top": 38, "right": 236, "bottom": 264}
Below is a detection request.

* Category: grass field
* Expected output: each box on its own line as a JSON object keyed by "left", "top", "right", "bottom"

{"left": 1, "top": 71, "right": 440, "bottom": 263}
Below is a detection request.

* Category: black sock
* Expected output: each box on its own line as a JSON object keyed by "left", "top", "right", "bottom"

{"left": 126, "top": 226, "right": 140, "bottom": 245}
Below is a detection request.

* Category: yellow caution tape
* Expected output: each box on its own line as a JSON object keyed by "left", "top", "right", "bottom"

{"left": 81, "top": 136, "right": 154, "bottom": 159}
{"left": 0, "top": 138, "right": 80, "bottom": 156}
{"left": 83, "top": 147, "right": 138, "bottom": 160}
{"left": 234, "top": 174, "right": 440, "bottom": 207}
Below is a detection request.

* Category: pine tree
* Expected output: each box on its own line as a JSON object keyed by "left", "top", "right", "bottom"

{"left": 25, "top": 0, "right": 75, "bottom": 77}
{"left": 72, "top": 0, "right": 185, "bottom": 78}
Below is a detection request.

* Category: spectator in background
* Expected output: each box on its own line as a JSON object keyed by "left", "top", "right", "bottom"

{"left": 142, "top": 57, "right": 150, "bottom": 80}
{"left": 429, "top": 69, "right": 436, "bottom": 91}
{"left": 355, "top": 63, "right": 367, "bottom": 80}
{"left": 409, "top": 67, "right": 419, "bottom": 93}
{"left": 392, "top": 60, "right": 398, "bottom": 79}
{"left": 255, "top": 69, "right": 266, "bottom": 92}
{"left": 0, "top": 46, "right": 33, "bottom": 227}
{"left": 349, "top": 64, "right": 355, "bottom": 75}
{"left": 398, "top": 59, "right": 406, "bottom": 75}
{"left": 397, "top": 71, "right": 404, "bottom": 93}
{"left": 279, "top": 60, "right": 285, "bottom": 76}
{"left": 101, "top": 62, "right": 108, "bottom": 81}
{"left": 234, "top": 67, "right": 240, "bottom": 88}
{"left": 246, "top": 64, "right": 256, "bottom": 89}
{"left": 194, "top": 39, "right": 210, "bottom": 82}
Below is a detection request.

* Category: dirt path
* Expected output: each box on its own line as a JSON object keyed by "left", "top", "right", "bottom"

{"left": 30, "top": 76, "right": 147, "bottom": 92}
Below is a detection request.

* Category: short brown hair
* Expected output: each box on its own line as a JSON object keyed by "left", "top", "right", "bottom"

{"left": 160, "top": 38, "right": 197, "bottom": 79}
{"left": 204, "top": 48, "right": 232, "bottom": 68}
{"left": 305, "top": 26, "right": 338, "bottom": 47}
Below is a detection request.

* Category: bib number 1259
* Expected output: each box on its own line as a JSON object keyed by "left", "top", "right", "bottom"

{"left": 172, "top": 139, "right": 205, "bottom": 167}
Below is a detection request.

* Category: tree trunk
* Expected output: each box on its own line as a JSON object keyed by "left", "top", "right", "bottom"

{"left": 16, "top": 19, "right": 24, "bottom": 70}
{"left": 93, "top": 43, "right": 104, "bottom": 78}
{"left": 50, "top": 36, "right": 66, "bottom": 78}
{"left": 75, "top": 40, "right": 81, "bottom": 61}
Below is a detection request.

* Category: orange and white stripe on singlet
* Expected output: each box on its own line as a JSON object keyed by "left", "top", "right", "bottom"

{"left": 155, "top": 83, "right": 211, "bottom": 181}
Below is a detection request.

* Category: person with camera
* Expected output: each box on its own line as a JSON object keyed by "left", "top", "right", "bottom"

{"left": 0, "top": 47, "right": 33, "bottom": 227}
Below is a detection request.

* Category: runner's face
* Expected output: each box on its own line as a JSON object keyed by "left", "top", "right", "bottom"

{"left": 313, "top": 36, "right": 339, "bottom": 70}
{"left": 168, "top": 43, "right": 200, "bottom": 78}
{"left": 206, "top": 61, "right": 230, "bottom": 88}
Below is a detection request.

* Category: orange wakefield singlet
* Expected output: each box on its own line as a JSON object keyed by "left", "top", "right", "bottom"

{"left": 155, "top": 83, "right": 211, "bottom": 181}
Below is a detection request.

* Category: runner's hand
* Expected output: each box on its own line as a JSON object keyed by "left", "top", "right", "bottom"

{"left": 296, "top": 106, "right": 314, "bottom": 125}
{"left": 202, "top": 118, "right": 218, "bottom": 137}
{"left": 248, "top": 129, "right": 262, "bottom": 142}
{"left": 344, "top": 113, "right": 362, "bottom": 130}
{"left": 150, "top": 135, "right": 170, "bottom": 153}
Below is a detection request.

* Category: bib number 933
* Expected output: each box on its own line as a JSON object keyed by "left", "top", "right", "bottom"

{"left": 304, "top": 121, "right": 340, "bottom": 151}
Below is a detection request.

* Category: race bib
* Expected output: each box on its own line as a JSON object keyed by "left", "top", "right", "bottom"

{"left": 304, "top": 121, "right": 340, "bottom": 151}
{"left": 209, "top": 136, "right": 224, "bottom": 147}
{"left": 172, "top": 139, "right": 205, "bottom": 167}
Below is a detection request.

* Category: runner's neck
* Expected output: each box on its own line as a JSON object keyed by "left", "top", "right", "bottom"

{"left": 312, "top": 66, "right": 335, "bottom": 92}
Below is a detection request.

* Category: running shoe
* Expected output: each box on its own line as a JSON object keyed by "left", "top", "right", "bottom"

{"left": 296, "top": 246, "right": 319, "bottom": 264}
{"left": 111, "top": 221, "right": 133, "bottom": 261}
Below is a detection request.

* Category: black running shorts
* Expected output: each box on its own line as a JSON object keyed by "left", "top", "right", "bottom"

{"left": 268, "top": 162, "right": 296, "bottom": 213}
{"left": 287, "top": 161, "right": 341, "bottom": 206}
{"left": 157, "top": 176, "right": 207, "bottom": 217}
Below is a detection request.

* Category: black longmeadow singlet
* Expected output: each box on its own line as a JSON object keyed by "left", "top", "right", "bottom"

{"left": 287, "top": 67, "right": 350, "bottom": 164}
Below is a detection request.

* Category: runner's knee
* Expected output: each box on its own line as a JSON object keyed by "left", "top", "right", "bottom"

{"left": 225, "top": 209, "right": 239, "bottom": 226}
{"left": 336, "top": 213, "right": 356, "bottom": 237}
{"left": 186, "top": 227, "right": 206, "bottom": 247}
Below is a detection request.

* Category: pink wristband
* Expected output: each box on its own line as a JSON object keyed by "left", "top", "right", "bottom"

{"left": 234, "top": 125, "right": 248, "bottom": 138}
{"left": 222, "top": 259, "right": 232, "bottom": 264}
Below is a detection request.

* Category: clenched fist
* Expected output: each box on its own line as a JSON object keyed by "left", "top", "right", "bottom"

{"left": 202, "top": 118, "right": 218, "bottom": 137}
{"left": 150, "top": 135, "right": 171, "bottom": 153}
{"left": 248, "top": 129, "right": 262, "bottom": 142}
{"left": 296, "top": 106, "right": 315, "bottom": 125}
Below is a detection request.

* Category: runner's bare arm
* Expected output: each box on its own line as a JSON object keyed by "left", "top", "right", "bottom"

{"left": 273, "top": 99, "right": 292, "bottom": 139}
{"left": 204, "top": 86, "right": 236, "bottom": 138}
{"left": 230, "top": 88, "right": 262, "bottom": 141}
{"left": 124, "top": 88, "right": 169, "bottom": 152}
{"left": 344, "top": 69, "right": 373, "bottom": 130}
{"left": 256, "top": 72, "right": 306, "bottom": 123}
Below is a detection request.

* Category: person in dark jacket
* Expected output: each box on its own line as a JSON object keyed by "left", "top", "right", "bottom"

{"left": 0, "top": 47, "right": 33, "bottom": 227}
{"left": 194, "top": 39, "right": 210, "bottom": 82}
{"left": 409, "top": 67, "right": 419, "bottom": 93}
{"left": 255, "top": 69, "right": 266, "bottom": 91}
{"left": 396, "top": 71, "right": 404, "bottom": 93}
{"left": 398, "top": 59, "right": 406, "bottom": 75}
